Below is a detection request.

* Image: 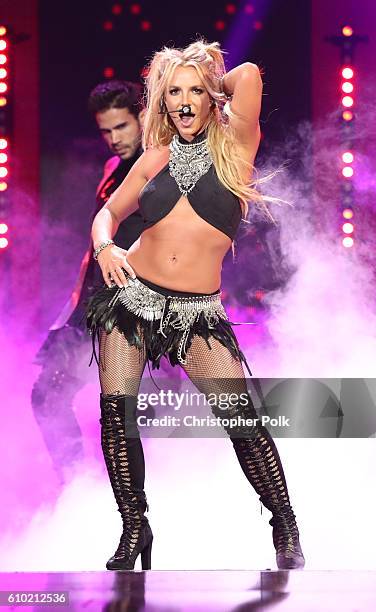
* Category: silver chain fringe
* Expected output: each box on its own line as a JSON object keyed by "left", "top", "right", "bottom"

{"left": 107, "top": 277, "right": 228, "bottom": 365}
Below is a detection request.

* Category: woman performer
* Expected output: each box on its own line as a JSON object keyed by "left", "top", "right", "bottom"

{"left": 87, "top": 40, "right": 305, "bottom": 571}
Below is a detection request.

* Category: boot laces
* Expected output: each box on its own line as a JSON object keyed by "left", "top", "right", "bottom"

{"left": 113, "top": 493, "right": 149, "bottom": 558}
{"left": 270, "top": 507, "right": 301, "bottom": 554}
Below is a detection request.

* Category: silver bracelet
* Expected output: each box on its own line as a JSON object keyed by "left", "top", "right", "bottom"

{"left": 93, "top": 239, "right": 114, "bottom": 261}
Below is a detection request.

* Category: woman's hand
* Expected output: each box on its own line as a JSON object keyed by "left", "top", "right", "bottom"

{"left": 97, "top": 244, "right": 136, "bottom": 288}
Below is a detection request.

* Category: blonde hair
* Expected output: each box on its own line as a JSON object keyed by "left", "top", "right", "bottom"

{"left": 142, "top": 39, "right": 282, "bottom": 225}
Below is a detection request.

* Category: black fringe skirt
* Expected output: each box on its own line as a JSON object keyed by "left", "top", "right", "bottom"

{"left": 86, "top": 274, "right": 252, "bottom": 375}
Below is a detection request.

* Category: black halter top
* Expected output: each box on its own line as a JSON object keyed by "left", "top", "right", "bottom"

{"left": 138, "top": 131, "right": 242, "bottom": 241}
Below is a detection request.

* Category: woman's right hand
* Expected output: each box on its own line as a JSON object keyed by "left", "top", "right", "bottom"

{"left": 97, "top": 244, "right": 136, "bottom": 288}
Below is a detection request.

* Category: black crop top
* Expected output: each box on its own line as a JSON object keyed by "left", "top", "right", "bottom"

{"left": 138, "top": 131, "right": 242, "bottom": 241}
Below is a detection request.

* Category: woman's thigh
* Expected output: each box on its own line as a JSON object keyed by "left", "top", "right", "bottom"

{"left": 182, "top": 334, "right": 250, "bottom": 400}
{"left": 182, "top": 335, "right": 257, "bottom": 434}
{"left": 98, "top": 326, "right": 147, "bottom": 397}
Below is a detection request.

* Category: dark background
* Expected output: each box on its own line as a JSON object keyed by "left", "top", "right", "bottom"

{"left": 40, "top": 0, "right": 311, "bottom": 149}
{"left": 38, "top": 0, "right": 312, "bottom": 318}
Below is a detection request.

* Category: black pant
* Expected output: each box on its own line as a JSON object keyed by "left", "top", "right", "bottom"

{"left": 31, "top": 326, "right": 92, "bottom": 483}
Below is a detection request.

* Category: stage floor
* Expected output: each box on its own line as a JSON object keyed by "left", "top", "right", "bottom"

{"left": 1, "top": 570, "right": 376, "bottom": 611}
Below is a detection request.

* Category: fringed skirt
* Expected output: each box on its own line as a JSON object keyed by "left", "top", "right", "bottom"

{"left": 86, "top": 274, "right": 252, "bottom": 374}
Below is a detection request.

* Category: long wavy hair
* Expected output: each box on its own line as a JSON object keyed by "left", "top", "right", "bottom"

{"left": 142, "top": 39, "right": 282, "bottom": 224}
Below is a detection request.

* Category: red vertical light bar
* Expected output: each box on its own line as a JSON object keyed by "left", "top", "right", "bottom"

{"left": 339, "top": 27, "right": 355, "bottom": 248}
{"left": 1, "top": 2, "right": 41, "bottom": 327}
{"left": 0, "top": 26, "right": 9, "bottom": 251}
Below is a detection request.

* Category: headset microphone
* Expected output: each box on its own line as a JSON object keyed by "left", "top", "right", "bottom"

{"left": 158, "top": 104, "right": 195, "bottom": 117}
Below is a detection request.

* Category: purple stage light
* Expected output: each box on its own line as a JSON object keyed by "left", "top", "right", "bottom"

{"left": 223, "top": 0, "right": 270, "bottom": 69}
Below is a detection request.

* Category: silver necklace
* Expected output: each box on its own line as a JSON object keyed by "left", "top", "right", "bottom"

{"left": 169, "top": 133, "right": 213, "bottom": 196}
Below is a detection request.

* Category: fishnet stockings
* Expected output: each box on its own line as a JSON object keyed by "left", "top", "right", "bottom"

{"left": 99, "top": 326, "right": 146, "bottom": 397}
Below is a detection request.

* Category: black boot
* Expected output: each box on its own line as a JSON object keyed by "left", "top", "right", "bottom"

{"left": 268, "top": 505, "right": 305, "bottom": 570}
{"left": 100, "top": 393, "right": 153, "bottom": 571}
{"left": 230, "top": 421, "right": 305, "bottom": 569}
{"left": 214, "top": 394, "right": 305, "bottom": 570}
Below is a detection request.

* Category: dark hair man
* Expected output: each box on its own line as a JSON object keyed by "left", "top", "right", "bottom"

{"left": 32, "top": 80, "right": 146, "bottom": 484}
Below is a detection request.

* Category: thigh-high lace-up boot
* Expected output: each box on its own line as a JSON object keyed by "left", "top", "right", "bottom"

{"left": 214, "top": 395, "right": 305, "bottom": 570}
{"left": 100, "top": 393, "right": 153, "bottom": 570}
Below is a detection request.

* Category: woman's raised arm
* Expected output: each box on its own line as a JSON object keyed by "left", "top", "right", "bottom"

{"left": 222, "top": 62, "right": 263, "bottom": 147}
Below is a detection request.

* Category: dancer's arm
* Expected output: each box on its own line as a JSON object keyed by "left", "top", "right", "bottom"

{"left": 92, "top": 154, "right": 147, "bottom": 247}
{"left": 222, "top": 62, "right": 263, "bottom": 146}
{"left": 92, "top": 153, "right": 148, "bottom": 287}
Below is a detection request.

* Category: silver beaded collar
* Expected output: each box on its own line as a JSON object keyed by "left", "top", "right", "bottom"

{"left": 169, "top": 132, "right": 213, "bottom": 196}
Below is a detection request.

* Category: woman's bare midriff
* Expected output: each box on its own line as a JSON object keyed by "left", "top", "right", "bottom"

{"left": 126, "top": 194, "right": 232, "bottom": 294}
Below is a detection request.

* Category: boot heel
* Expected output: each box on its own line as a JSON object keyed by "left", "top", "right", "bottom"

{"left": 141, "top": 536, "right": 153, "bottom": 570}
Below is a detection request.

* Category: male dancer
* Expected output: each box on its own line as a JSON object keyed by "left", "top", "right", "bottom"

{"left": 32, "top": 81, "right": 146, "bottom": 484}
